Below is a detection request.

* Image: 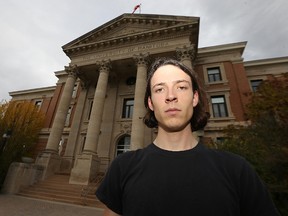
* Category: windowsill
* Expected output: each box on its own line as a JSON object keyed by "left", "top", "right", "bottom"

{"left": 205, "top": 80, "right": 229, "bottom": 86}
{"left": 117, "top": 118, "right": 132, "bottom": 122}
{"left": 208, "top": 116, "right": 235, "bottom": 122}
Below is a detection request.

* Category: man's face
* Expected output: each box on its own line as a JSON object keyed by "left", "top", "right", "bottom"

{"left": 148, "top": 65, "right": 199, "bottom": 132}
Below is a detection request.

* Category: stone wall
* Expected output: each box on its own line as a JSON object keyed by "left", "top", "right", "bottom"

{"left": 1, "top": 162, "right": 44, "bottom": 194}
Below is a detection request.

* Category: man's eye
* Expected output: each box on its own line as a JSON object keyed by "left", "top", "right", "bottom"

{"left": 178, "top": 86, "right": 188, "bottom": 90}
{"left": 155, "top": 88, "right": 164, "bottom": 93}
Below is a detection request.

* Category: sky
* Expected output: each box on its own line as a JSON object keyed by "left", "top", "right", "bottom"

{"left": 0, "top": 0, "right": 287, "bottom": 101}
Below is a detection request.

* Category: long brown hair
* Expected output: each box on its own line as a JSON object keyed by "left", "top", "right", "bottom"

{"left": 143, "top": 57, "right": 210, "bottom": 131}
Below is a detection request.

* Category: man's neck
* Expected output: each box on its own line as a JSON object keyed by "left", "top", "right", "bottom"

{"left": 154, "top": 126, "right": 198, "bottom": 151}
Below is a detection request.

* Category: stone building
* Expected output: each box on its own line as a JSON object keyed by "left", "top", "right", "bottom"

{"left": 9, "top": 13, "right": 288, "bottom": 185}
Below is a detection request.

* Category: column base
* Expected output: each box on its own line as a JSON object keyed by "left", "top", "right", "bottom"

{"left": 69, "top": 153, "right": 100, "bottom": 185}
{"left": 35, "top": 150, "right": 61, "bottom": 180}
{"left": 59, "top": 156, "right": 74, "bottom": 174}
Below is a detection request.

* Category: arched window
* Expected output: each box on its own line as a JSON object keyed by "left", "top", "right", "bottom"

{"left": 116, "top": 135, "right": 131, "bottom": 156}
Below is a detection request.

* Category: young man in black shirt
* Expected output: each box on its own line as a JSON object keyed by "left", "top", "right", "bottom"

{"left": 96, "top": 58, "right": 280, "bottom": 216}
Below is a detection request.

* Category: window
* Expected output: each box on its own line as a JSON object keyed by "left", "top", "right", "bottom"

{"left": 87, "top": 100, "right": 93, "bottom": 120}
{"left": 81, "top": 137, "right": 86, "bottom": 152}
{"left": 250, "top": 79, "right": 262, "bottom": 92}
{"left": 65, "top": 106, "right": 72, "bottom": 126}
{"left": 203, "top": 64, "right": 227, "bottom": 85}
{"left": 72, "top": 83, "right": 78, "bottom": 98}
{"left": 122, "top": 98, "right": 134, "bottom": 118}
{"left": 211, "top": 96, "right": 228, "bottom": 117}
{"left": 207, "top": 67, "right": 222, "bottom": 82}
{"left": 116, "top": 135, "right": 131, "bottom": 155}
{"left": 34, "top": 100, "right": 42, "bottom": 109}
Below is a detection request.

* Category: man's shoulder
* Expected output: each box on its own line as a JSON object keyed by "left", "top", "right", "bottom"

{"left": 199, "top": 144, "right": 248, "bottom": 167}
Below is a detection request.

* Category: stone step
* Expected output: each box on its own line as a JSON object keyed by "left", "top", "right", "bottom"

{"left": 34, "top": 182, "right": 83, "bottom": 190}
{"left": 18, "top": 192, "right": 104, "bottom": 207}
{"left": 20, "top": 187, "right": 82, "bottom": 197}
{"left": 18, "top": 188, "right": 98, "bottom": 202}
{"left": 17, "top": 174, "right": 104, "bottom": 208}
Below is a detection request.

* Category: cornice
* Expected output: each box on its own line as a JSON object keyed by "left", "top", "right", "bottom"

{"left": 244, "top": 56, "right": 288, "bottom": 67}
{"left": 9, "top": 86, "right": 56, "bottom": 96}
{"left": 197, "top": 41, "right": 247, "bottom": 57}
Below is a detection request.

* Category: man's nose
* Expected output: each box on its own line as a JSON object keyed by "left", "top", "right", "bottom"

{"left": 165, "top": 89, "right": 177, "bottom": 103}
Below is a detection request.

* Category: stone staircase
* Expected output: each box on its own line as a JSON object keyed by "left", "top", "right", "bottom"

{"left": 17, "top": 173, "right": 105, "bottom": 208}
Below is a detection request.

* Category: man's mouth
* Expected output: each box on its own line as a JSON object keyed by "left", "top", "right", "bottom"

{"left": 165, "top": 108, "right": 180, "bottom": 114}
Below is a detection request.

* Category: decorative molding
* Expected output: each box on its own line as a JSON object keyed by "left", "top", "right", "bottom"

{"left": 97, "top": 60, "right": 112, "bottom": 74}
{"left": 120, "top": 122, "right": 132, "bottom": 134}
{"left": 176, "top": 45, "right": 196, "bottom": 62}
{"left": 133, "top": 53, "right": 150, "bottom": 66}
{"left": 64, "top": 64, "right": 78, "bottom": 78}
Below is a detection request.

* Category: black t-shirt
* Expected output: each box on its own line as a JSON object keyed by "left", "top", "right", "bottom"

{"left": 96, "top": 143, "right": 280, "bottom": 216}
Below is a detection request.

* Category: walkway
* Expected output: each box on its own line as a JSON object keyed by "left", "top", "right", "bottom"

{"left": 0, "top": 194, "right": 104, "bottom": 216}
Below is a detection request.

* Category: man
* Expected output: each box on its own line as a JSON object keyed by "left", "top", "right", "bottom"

{"left": 96, "top": 58, "right": 280, "bottom": 216}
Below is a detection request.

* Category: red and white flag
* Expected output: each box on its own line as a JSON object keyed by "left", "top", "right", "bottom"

{"left": 132, "top": 4, "right": 141, "bottom": 14}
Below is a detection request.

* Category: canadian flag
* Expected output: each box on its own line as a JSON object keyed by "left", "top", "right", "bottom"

{"left": 132, "top": 4, "right": 141, "bottom": 14}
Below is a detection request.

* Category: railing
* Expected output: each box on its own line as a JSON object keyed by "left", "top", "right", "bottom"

{"left": 81, "top": 172, "right": 105, "bottom": 206}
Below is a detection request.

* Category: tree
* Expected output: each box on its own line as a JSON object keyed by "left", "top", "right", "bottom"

{"left": 0, "top": 100, "right": 45, "bottom": 189}
{"left": 218, "top": 73, "right": 288, "bottom": 215}
{"left": 247, "top": 73, "right": 288, "bottom": 143}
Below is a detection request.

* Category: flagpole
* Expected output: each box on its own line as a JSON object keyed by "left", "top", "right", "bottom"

{"left": 132, "top": 3, "right": 141, "bottom": 14}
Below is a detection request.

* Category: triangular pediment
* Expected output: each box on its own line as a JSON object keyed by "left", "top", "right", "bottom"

{"left": 63, "top": 13, "right": 199, "bottom": 57}
{"left": 96, "top": 25, "right": 153, "bottom": 40}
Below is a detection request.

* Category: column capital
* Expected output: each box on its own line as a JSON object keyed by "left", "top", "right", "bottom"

{"left": 176, "top": 45, "right": 196, "bottom": 62}
{"left": 133, "top": 53, "right": 150, "bottom": 67}
{"left": 97, "top": 60, "right": 112, "bottom": 74}
{"left": 64, "top": 64, "right": 78, "bottom": 78}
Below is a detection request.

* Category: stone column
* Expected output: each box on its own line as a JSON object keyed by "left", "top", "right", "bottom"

{"left": 61, "top": 81, "right": 89, "bottom": 173}
{"left": 176, "top": 45, "right": 196, "bottom": 69}
{"left": 36, "top": 64, "right": 78, "bottom": 179}
{"left": 45, "top": 64, "right": 78, "bottom": 152}
{"left": 83, "top": 60, "right": 111, "bottom": 154}
{"left": 69, "top": 60, "right": 111, "bottom": 185}
{"left": 130, "top": 53, "right": 149, "bottom": 150}
{"left": 176, "top": 45, "right": 204, "bottom": 139}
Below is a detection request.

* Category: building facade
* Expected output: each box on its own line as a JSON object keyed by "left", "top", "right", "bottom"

{"left": 9, "top": 14, "right": 288, "bottom": 185}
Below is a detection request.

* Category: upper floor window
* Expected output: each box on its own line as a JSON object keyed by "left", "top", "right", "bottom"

{"left": 203, "top": 64, "right": 228, "bottom": 85}
{"left": 72, "top": 83, "right": 78, "bottom": 98}
{"left": 207, "top": 67, "right": 222, "bottom": 82}
{"left": 122, "top": 98, "right": 134, "bottom": 118}
{"left": 65, "top": 106, "right": 72, "bottom": 126}
{"left": 250, "top": 79, "right": 263, "bottom": 92}
{"left": 211, "top": 96, "right": 228, "bottom": 118}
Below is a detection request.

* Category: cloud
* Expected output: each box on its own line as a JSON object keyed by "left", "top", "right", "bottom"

{"left": 0, "top": 0, "right": 287, "bottom": 101}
